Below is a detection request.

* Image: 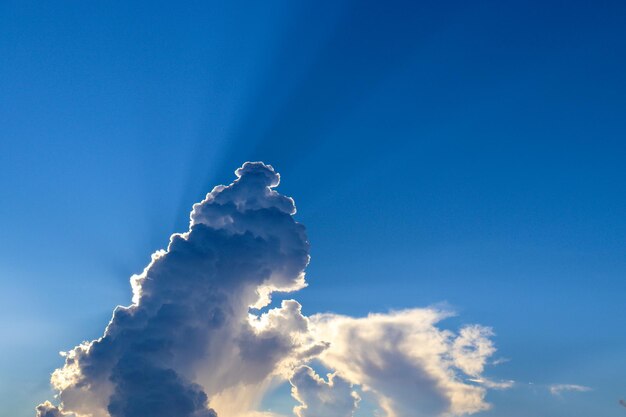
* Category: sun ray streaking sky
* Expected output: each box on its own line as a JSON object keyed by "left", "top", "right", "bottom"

{"left": 1, "top": 1, "right": 626, "bottom": 417}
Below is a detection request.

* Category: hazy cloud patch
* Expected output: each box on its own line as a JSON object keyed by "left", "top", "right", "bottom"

{"left": 549, "top": 384, "right": 592, "bottom": 396}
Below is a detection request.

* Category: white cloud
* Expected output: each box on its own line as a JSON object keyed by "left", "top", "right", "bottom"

{"left": 36, "top": 162, "right": 506, "bottom": 417}
{"left": 467, "top": 378, "right": 514, "bottom": 390}
{"left": 549, "top": 384, "right": 592, "bottom": 396}
{"left": 308, "top": 309, "right": 506, "bottom": 417}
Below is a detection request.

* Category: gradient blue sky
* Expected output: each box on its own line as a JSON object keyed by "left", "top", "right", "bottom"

{"left": 1, "top": 1, "right": 626, "bottom": 416}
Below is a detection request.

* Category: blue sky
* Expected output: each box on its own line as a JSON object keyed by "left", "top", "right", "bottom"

{"left": 1, "top": 1, "right": 626, "bottom": 416}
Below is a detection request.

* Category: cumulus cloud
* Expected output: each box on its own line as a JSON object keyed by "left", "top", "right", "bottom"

{"left": 37, "top": 162, "right": 505, "bottom": 417}
{"left": 308, "top": 309, "right": 503, "bottom": 417}
{"left": 549, "top": 384, "right": 592, "bottom": 396}
{"left": 40, "top": 162, "right": 310, "bottom": 417}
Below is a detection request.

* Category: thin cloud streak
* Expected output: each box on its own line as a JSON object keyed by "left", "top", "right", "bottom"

{"left": 549, "top": 384, "right": 592, "bottom": 396}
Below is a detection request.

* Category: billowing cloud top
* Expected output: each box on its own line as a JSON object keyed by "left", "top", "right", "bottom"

{"left": 38, "top": 162, "right": 506, "bottom": 417}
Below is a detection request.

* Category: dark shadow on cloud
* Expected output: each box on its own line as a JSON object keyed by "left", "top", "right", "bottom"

{"left": 39, "top": 162, "right": 310, "bottom": 417}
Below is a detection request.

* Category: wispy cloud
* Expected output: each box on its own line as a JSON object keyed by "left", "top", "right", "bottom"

{"left": 468, "top": 378, "right": 515, "bottom": 390}
{"left": 549, "top": 384, "right": 592, "bottom": 396}
{"left": 491, "top": 357, "right": 510, "bottom": 366}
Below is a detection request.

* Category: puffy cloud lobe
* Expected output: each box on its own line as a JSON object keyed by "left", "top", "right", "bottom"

{"left": 290, "top": 366, "right": 359, "bottom": 417}
{"left": 37, "top": 162, "right": 505, "bottom": 417}
{"left": 452, "top": 325, "right": 496, "bottom": 377}
{"left": 309, "top": 309, "right": 500, "bottom": 417}
{"left": 36, "top": 402, "right": 71, "bottom": 417}
{"left": 41, "top": 162, "right": 311, "bottom": 417}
